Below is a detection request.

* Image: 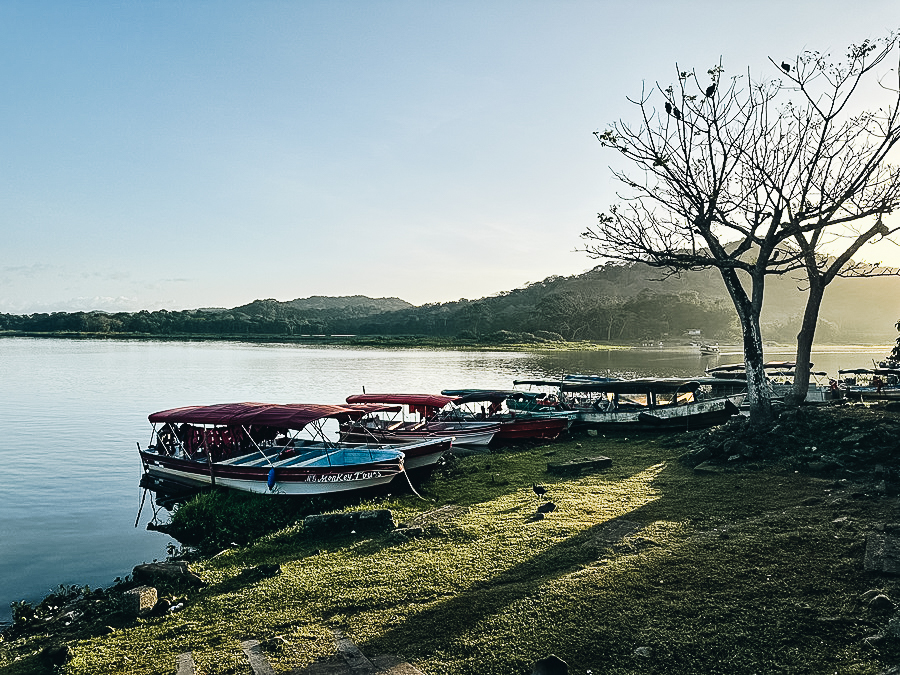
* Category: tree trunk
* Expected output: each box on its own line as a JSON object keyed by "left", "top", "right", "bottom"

{"left": 719, "top": 268, "right": 773, "bottom": 423}
{"left": 789, "top": 280, "right": 825, "bottom": 406}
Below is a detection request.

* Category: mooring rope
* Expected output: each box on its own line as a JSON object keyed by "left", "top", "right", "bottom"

{"left": 402, "top": 468, "right": 428, "bottom": 500}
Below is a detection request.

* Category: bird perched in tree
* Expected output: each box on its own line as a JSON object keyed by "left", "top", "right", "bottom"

{"left": 672, "top": 106, "right": 681, "bottom": 119}
{"left": 532, "top": 483, "right": 547, "bottom": 499}
{"left": 665, "top": 101, "right": 672, "bottom": 115}
{"left": 705, "top": 83, "right": 716, "bottom": 97}
{"left": 781, "top": 62, "right": 791, "bottom": 73}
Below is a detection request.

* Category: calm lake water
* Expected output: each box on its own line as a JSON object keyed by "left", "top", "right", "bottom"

{"left": 0, "top": 337, "right": 892, "bottom": 623}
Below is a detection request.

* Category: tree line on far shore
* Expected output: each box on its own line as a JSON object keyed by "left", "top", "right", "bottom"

{"left": 1, "top": 259, "right": 896, "bottom": 344}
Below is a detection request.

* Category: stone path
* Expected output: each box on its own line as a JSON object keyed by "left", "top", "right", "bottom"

{"left": 175, "top": 629, "right": 424, "bottom": 675}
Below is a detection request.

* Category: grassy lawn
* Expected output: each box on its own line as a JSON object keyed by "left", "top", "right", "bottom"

{"left": 2, "top": 429, "right": 898, "bottom": 674}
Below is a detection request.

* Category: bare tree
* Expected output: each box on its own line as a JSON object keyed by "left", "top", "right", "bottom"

{"left": 584, "top": 34, "right": 900, "bottom": 422}
{"left": 769, "top": 43, "right": 900, "bottom": 403}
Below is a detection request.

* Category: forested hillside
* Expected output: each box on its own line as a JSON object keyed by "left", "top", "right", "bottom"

{"left": 1, "top": 262, "right": 896, "bottom": 343}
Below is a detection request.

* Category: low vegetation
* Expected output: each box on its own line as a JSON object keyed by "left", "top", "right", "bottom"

{"left": 3, "top": 403, "right": 900, "bottom": 674}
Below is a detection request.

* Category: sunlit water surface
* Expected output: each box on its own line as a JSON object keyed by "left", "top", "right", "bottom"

{"left": 0, "top": 338, "right": 890, "bottom": 623}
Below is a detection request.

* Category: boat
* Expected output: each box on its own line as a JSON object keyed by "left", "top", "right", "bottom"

{"left": 558, "top": 378, "right": 744, "bottom": 430}
{"left": 699, "top": 343, "right": 720, "bottom": 356}
{"left": 342, "top": 394, "right": 501, "bottom": 447}
{"left": 438, "top": 389, "right": 573, "bottom": 440}
{"left": 138, "top": 402, "right": 451, "bottom": 495}
{"left": 706, "top": 362, "right": 838, "bottom": 403}
{"left": 508, "top": 376, "right": 620, "bottom": 414}
{"left": 838, "top": 368, "right": 900, "bottom": 401}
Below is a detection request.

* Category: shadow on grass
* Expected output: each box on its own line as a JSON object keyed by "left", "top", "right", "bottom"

{"left": 354, "top": 462, "right": 889, "bottom": 674}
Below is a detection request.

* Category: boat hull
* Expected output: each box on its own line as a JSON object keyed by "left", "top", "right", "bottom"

{"left": 139, "top": 445, "right": 408, "bottom": 496}
{"left": 496, "top": 416, "right": 569, "bottom": 440}
{"left": 339, "top": 422, "right": 499, "bottom": 447}
{"left": 842, "top": 387, "right": 900, "bottom": 402}
{"left": 574, "top": 396, "right": 743, "bottom": 431}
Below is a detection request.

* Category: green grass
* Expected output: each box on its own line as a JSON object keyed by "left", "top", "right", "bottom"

{"left": 3, "top": 433, "right": 898, "bottom": 674}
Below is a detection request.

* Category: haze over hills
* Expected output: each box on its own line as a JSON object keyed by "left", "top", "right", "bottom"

{"left": 1, "top": 263, "right": 897, "bottom": 343}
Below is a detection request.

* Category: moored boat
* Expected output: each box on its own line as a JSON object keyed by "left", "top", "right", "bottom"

{"left": 138, "top": 402, "right": 451, "bottom": 495}
{"left": 706, "top": 362, "right": 838, "bottom": 403}
{"left": 342, "top": 394, "right": 500, "bottom": 446}
{"left": 439, "top": 389, "right": 573, "bottom": 440}
{"left": 559, "top": 378, "right": 744, "bottom": 430}
{"left": 838, "top": 368, "right": 900, "bottom": 401}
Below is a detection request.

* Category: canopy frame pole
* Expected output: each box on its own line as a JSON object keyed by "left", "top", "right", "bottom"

{"left": 201, "top": 425, "right": 216, "bottom": 487}
{"left": 241, "top": 425, "right": 275, "bottom": 468}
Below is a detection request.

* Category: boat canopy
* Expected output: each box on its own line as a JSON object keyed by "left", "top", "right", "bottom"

{"left": 707, "top": 361, "right": 813, "bottom": 375}
{"left": 148, "top": 402, "right": 371, "bottom": 429}
{"left": 839, "top": 368, "right": 900, "bottom": 376}
{"left": 561, "top": 378, "right": 701, "bottom": 394}
{"left": 512, "top": 379, "right": 563, "bottom": 387}
{"left": 441, "top": 389, "right": 531, "bottom": 404}
{"left": 345, "top": 393, "right": 457, "bottom": 418}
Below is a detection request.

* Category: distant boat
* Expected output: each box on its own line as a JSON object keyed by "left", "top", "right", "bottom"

{"left": 699, "top": 343, "right": 720, "bottom": 356}
{"left": 138, "top": 402, "right": 450, "bottom": 495}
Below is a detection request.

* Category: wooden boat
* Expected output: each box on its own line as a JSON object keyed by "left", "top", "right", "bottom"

{"left": 438, "top": 389, "right": 573, "bottom": 440}
{"left": 342, "top": 394, "right": 500, "bottom": 446}
{"left": 706, "top": 362, "right": 837, "bottom": 403}
{"left": 838, "top": 368, "right": 900, "bottom": 401}
{"left": 138, "top": 402, "right": 451, "bottom": 495}
{"left": 559, "top": 378, "right": 744, "bottom": 430}
{"left": 508, "top": 376, "right": 620, "bottom": 414}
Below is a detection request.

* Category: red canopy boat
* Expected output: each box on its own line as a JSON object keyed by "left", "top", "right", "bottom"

{"left": 343, "top": 394, "right": 500, "bottom": 447}
{"left": 439, "top": 389, "right": 572, "bottom": 440}
{"left": 139, "top": 402, "right": 451, "bottom": 495}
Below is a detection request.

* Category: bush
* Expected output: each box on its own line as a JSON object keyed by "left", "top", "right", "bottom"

{"left": 167, "top": 491, "right": 322, "bottom": 552}
{"left": 534, "top": 330, "right": 564, "bottom": 342}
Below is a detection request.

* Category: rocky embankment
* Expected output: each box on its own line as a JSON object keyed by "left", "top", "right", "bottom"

{"left": 679, "top": 400, "right": 900, "bottom": 478}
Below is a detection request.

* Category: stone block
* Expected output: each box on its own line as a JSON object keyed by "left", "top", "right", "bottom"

{"left": 547, "top": 456, "right": 612, "bottom": 475}
{"left": 123, "top": 585, "right": 157, "bottom": 616}
{"left": 866, "top": 533, "right": 900, "bottom": 574}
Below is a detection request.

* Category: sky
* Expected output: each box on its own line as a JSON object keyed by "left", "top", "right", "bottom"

{"left": 2, "top": 1, "right": 900, "bottom": 313}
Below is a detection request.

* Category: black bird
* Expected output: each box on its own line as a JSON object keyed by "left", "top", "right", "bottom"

{"left": 705, "top": 83, "right": 716, "bottom": 98}
{"left": 672, "top": 106, "right": 681, "bottom": 120}
{"left": 532, "top": 483, "right": 547, "bottom": 499}
{"left": 537, "top": 501, "right": 557, "bottom": 514}
{"left": 781, "top": 61, "right": 791, "bottom": 73}
{"left": 665, "top": 101, "right": 672, "bottom": 115}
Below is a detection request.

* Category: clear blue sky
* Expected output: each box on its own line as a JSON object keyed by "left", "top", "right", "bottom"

{"left": 2, "top": 1, "right": 899, "bottom": 312}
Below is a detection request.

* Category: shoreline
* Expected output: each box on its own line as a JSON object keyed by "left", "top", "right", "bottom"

{"left": 0, "top": 330, "right": 894, "bottom": 353}
{"left": 6, "top": 402, "right": 900, "bottom": 673}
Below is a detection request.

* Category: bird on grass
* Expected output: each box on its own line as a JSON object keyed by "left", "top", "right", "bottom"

{"left": 532, "top": 483, "right": 548, "bottom": 499}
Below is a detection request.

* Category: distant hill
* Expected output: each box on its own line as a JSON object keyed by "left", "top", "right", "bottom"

{"left": 0, "top": 267, "right": 896, "bottom": 344}
{"left": 229, "top": 296, "right": 414, "bottom": 325}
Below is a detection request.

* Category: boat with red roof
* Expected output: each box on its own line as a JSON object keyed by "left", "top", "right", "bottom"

{"left": 138, "top": 402, "right": 451, "bottom": 495}
{"left": 342, "top": 393, "right": 500, "bottom": 447}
